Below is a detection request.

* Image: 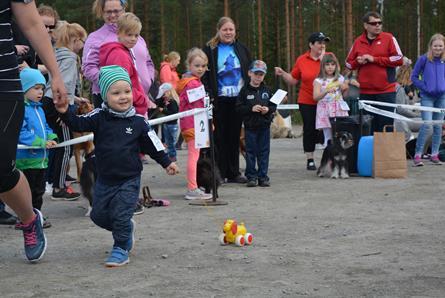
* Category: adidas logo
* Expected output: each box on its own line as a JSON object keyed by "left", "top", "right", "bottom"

{"left": 125, "top": 127, "right": 133, "bottom": 134}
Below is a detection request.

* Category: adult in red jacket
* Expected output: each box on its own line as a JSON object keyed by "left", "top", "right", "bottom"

{"left": 346, "top": 11, "right": 403, "bottom": 133}
{"left": 275, "top": 32, "right": 331, "bottom": 171}
{"left": 99, "top": 41, "right": 149, "bottom": 117}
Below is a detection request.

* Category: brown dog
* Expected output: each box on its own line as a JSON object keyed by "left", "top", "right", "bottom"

{"left": 73, "top": 101, "right": 95, "bottom": 181}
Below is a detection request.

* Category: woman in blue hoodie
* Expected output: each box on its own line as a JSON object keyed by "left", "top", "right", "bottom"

{"left": 411, "top": 33, "right": 445, "bottom": 166}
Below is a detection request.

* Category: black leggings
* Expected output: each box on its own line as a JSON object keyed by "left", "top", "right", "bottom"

{"left": 299, "top": 103, "right": 318, "bottom": 153}
{"left": 214, "top": 99, "right": 242, "bottom": 179}
{"left": 0, "top": 97, "right": 24, "bottom": 193}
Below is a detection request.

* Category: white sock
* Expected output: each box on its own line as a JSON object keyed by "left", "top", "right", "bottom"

{"left": 323, "top": 128, "right": 332, "bottom": 146}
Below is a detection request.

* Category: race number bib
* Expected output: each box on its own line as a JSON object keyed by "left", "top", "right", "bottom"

{"left": 147, "top": 130, "right": 165, "bottom": 151}
{"left": 187, "top": 85, "right": 206, "bottom": 103}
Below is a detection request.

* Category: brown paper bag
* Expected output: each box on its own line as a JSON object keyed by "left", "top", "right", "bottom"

{"left": 373, "top": 126, "right": 407, "bottom": 178}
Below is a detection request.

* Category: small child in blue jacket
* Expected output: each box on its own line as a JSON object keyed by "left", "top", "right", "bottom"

{"left": 56, "top": 65, "right": 179, "bottom": 267}
{"left": 16, "top": 68, "right": 58, "bottom": 228}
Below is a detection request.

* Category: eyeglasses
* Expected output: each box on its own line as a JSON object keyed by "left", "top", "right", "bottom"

{"left": 104, "top": 9, "right": 123, "bottom": 16}
{"left": 367, "top": 21, "right": 383, "bottom": 26}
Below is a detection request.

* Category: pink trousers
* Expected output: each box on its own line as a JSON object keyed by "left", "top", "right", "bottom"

{"left": 187, "top": 139, "right": 200, "bottom": 190}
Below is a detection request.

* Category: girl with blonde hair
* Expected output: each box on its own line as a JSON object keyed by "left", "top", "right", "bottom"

{"left": 43, "top": 22, "right": 88, "bottom": 200}
{"left": 411, "top": 33, "right": 445, "bottom": 166}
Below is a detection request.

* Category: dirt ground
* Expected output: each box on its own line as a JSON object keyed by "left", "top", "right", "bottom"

{"left": 1, "top": 126, "right": 445, "bottom": 298}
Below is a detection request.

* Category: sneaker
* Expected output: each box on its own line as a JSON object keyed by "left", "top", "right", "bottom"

{"left": 413, "top": 154, "right": 424, "bottom": 167}
{"left": 45, "top": 182, "right": 52, "bottom": 194}
{"left": 105, "top": 247, "right": 129, "bottom": 267}
{"left": 15, "top": 209, "right": 47, "bottom": 263}
{"left": 126, "top": 219, "right": 135, "bottom": 252}
{"left": 258, "top": 180, "right": 271, "bottom": 187}
{"left": 133, "top": 202, "right": 144, "bottom": 215}
{"left": 0, "top": 210, "right": 18, "bottom": 225}
{"left": 226, "top": 175, "right": 248, "bottom": 184}
{"left": 51, "top": 187, "right": 80, "bottom": 201}
{"left": 184, "top": 188, "right": 212, "bottom": 200}
{"left": 307, "top": 159, "right": 317, "bottom": 171}
{"left": 431, "top": 154, "right": 442, "bottom": 165}
{"left": 42, "top": 217, "right": 52, "bottom": 229}
{"left": 246, "top": 180, "right": 257, "bottom": 187}
{"left": 65, "top": 174, "right": 77, "bottom": 184}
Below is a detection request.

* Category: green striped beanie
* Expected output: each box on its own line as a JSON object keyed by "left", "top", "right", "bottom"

{"left": 98, "top": 65, "right": 132, "bottom": 102}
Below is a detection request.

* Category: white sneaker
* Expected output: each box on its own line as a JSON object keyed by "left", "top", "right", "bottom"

{"left": 45, "top": 183, "right": 52, "bottom": 194}
{"left": 184, "top": 188, "right": 212, "bottom": 200}
{"left": 316, "top": 144, "right": 327, "bottom": 150}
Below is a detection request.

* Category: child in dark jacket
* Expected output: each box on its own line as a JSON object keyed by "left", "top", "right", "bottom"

{"left": 56, "top": 65, "right": 179, "bottom": 267}
{"left": 236, "top": 60, "right": 276, "bottom": 187}
{"left": 17, "top": 68, "right": 58, "bottom": 228}
{"left": 156, "top": 83, "right": 180, "bottom": 162}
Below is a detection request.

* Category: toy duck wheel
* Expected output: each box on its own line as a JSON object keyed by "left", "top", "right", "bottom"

{"left": 235, "top": 235, "right": 245, "bottom": 246}
{"left": 219, "top": 233, "right": 228, "bottom": 245}
{"left": 244, "top": 233, "right": 253, "bottom": 245}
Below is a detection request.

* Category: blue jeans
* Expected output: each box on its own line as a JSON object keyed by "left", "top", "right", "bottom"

{"left": 163, "top": 123, "right": 178, "bottom": 158}
{"left": 245, "top": 127, "right": 270, "bottom": 182}
{"left": 415, "top": 94, "right": 445, "bottom": 155}
{"left": 0, "top": 201, "right": 5, "bottom": 212}
{"left": 90, "top": 176, "right": 140, "bottom": 250}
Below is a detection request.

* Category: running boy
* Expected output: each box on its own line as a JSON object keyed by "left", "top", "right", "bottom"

{"left": 17, "top": 68, "right": 58, "bottom": 228}
{"left": 55, "top": 65, "right": 179, "bottom": 267}
{"left": 236, "top": 60, "right": 276, "bottom": 187}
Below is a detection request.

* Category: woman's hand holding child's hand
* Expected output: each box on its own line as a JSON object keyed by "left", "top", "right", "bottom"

{"left": 165, "top": 162, "right": 179, "bottom": 175}
{"left": 45, "top": 140, "right": 57, "bottom": 148}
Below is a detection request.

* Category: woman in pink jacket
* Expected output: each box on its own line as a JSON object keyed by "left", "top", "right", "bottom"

{"left": 82, "top": 0, "right": 155, "bottom": 109}
{"left": 160, "top": 51, "right": 180, "bottom": 90}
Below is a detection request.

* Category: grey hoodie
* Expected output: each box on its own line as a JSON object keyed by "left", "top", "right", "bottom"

{"left": 45, "top": 47, "right": 80, "bottom": 105}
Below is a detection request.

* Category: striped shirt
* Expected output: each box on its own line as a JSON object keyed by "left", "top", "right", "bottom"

{"left": 0, "top": 0, "right": 28, "bottom": 94}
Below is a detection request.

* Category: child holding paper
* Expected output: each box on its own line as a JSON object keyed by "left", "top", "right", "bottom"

{"left": 236, "top": 60, "right": 277, "bottom": 187}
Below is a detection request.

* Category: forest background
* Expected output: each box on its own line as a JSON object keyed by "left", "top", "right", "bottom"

{"left": 38, "top": 0, "right": 444, "bottom": 103}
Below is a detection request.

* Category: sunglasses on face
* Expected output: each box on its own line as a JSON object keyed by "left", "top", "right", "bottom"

{"left": 45, "top": 24, "right": 56, "bottom": 31}
{"left": 367, "top": 21, "right": 383, "bottom": 26}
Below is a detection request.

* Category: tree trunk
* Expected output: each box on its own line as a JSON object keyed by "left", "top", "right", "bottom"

{"left": 315, "top": 0, "right": 320, "bottom": 31}
{"left": 224, "top": 0, "right": 230, "bottom": 17}
{"left": 143, "top": 0, "right": 149, "bottom": 42}
{"left": 290, "top": 0, "right": 295, "bottom": 66}
{"left": 345, "top": 0, "right": 353, "bottom": 50}
{"left": 297, "top": 0, "right": 303, "bottom": 54}
{"left": 160, "top": 1, "right": 166, "bottom": 54}
{"left": 257, "top": 0, "right": 263, "bottom": 60}
{"left": 275, "top": 0, "right": 281, "bottom": 68}
{"left": 417, "top": 0, "right": 422, "bottom": 57}
{"left": 129, "top": 0, "right": 135, "bottom": 13}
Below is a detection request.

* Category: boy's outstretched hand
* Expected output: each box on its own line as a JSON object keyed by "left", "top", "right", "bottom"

{"left": 165, "top": 162, "right": 179, "bottom": 175}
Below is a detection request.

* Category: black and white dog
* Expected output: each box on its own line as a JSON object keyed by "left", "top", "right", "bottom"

{"left": 317, "top": 131, "right": 354, "bottom": 179}
{"left": 79, "top": 150, "right": 96, "bottom": 216}
{"left": 197, "top": 148, "right": 221, "bottom": 195}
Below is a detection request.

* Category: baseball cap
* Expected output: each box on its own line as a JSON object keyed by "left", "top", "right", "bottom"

{"left": 308, "top": 32, "right": 331, "bottom": 43}
{"left": 249, "top": 60, "right": 267, "bottom": 74}
{"left": 156, "top": 82, "right": 173, "bottom": 99}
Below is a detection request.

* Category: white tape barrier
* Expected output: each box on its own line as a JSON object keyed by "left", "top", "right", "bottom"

{"left": 277, "top": 104, "right": 299, "bottom": 110}
{"left": 18, "top": 107, "right": 211, "bottom": 150}
{"left": 359, "top": 100, "right": 445, "bottom": 125}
